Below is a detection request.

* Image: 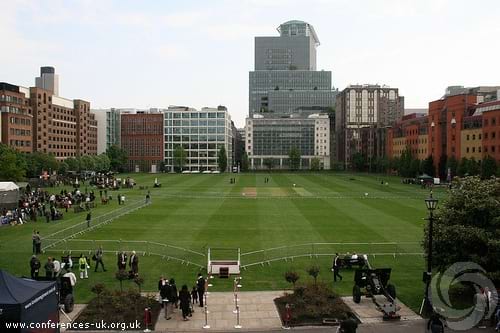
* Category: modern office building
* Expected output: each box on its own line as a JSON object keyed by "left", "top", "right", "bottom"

{"left": 246, "top": 20, "right": 336, "bottom": 169}
{"left": 0, "top": 83, "right": 33, "bottom": 153}
{"left": 35, "top": 66, "right": 59, "bottom": 96}
{"left": 249, "top": 20, "right": 336, "bottom": 116}
{"left": 245, "top": 112, "right": 330, "bottom": 169}
{"left": 92, "top": 108, "right": 123, "bottom": 154}
{"left": 121, "top": 111, "right": 164, "bottom": 172}
{"left": 163, "top": 106, "right": 233, "bottom": 172}
{"left": 336, "top": 84, "right": 404, "bottom": 169}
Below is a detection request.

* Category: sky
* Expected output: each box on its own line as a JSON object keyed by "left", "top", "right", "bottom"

{"left": 1, "top": 0, "right": 500, "bottom": 127}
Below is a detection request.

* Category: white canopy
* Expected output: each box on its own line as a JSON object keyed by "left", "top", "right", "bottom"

{"left": 0, "top": 182, "right": 19, "bottom": 192}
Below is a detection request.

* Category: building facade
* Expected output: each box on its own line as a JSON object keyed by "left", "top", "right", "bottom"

{"left": 121, "top": 111, "right": 164, "bottom": 172}
{"left": 163, "top": 106, "right": 233, "bottom": 172}
{"left": 0, "top": 83, "right": 33, "bottom": 153}
{"left": 246, "top": 20, "right": 335, "bottom": 169}
{"left": 336, "top": 84, "right": 404, "bottom": 169}
{"left": 386, "top": 86, "right": 500, "bottom": 176}
{"left": 92, "top": 108, "right": 122, "bottom": 154}
{"left": 245, "top": 113, "right": 330, "bottom": 169}
{"left": 1, "top": 67, "right": 96, "bottom": 159}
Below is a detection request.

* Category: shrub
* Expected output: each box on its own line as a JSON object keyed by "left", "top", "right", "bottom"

{"left": 307, "top": 265, "right": 320, "bottom": 285}
{"left": 285, "top": 271, "right": 300, "bottom": 288}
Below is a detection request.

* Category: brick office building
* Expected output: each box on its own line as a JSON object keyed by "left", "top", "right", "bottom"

{"left": 478, "top": 100, "right": 500, "bottom": 162}
{"left": 0, "top": 83, "right": 33, "bottom": 152}
{"left": 121, "top": 112, "right": 164, "bottom": 172}
{"left": 2, "top": 67, "right": 97, "bottom": 159}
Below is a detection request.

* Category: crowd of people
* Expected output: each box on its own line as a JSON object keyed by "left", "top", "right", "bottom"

{"left": 157, "top": 273, "right": 206, "bottom": 321}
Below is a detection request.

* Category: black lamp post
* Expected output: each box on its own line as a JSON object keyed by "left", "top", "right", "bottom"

{"left": 423, "top": 192, "right": 438, "bottom": 316}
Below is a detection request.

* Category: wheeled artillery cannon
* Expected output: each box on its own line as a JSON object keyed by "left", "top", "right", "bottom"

{"left": 352, "top": 265, "right": 400, "bottom": 321}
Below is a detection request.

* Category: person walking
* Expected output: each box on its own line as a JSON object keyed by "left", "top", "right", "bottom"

{"left": 78, "top": 253, "right": 89, "bottom": 279}
{"left": 160, "top": 278, "right": 172, "bottom": 320}
{"left": 196, "top": 273, "right": 206, "bottom": 307}
{"left": 44, "top": 257, "right": 55, "bottom": 278}
{"left": 129, "top": 251, "right": 139, "bottom": 276}
{"left": 332, "top": 253, "right": 343, "bottom": 282}
{"left": 30, "top": 255, "right": 41, "bottom": 279}
{"left": 191, "top": 286, "right": 198, "bottom": 305}
{"left": 179, "top": 285, "right": 191, "bottom": 321}
{"left": 94, "top": 245, "right": 106, "bottom": 272}
{"left": 170, "top": 278, "right": 178, "bottom": 309}
{"left": 86, "top": 211, "right": 91, "bottom": 228}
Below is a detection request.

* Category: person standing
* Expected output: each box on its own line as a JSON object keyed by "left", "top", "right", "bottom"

{"left": 118, "top": 194, "right": 122, "bottom": 205}
{"left": 117, "top": 251, "right": 127, "bottom": 270}
{"left": 32, "top": 230, "right": 37, "bottom": 254}
{"left": 78, "top": 253, "right": 89, "bottom": 279}
{"left": 129, "top": 251, "right": 139, "bottom": 276}
{"left": 53, "top": 257, "right": 61, "bottom": 277}
{"left": 179, "top": 285, "right": 191, "bottom": 321}
{"left": 30, "top": 255, "right": 41, "bottom": 279}
{"left": 44, "top": 257, "right": 55, "bottom": 278}
{"left": 332, "top": 253, "right": 343, "bottom": 282}
{"left": 34, "top": 231, "right": 42, "bottom": 254}
{"left": 94, "top": 245, "right": 106, "bottom": 272}
{"left": 86, "top": 211, "right": 91, "bottom": 228}
{"left": 196, "top": 273, "right": 206, "bottom": 307}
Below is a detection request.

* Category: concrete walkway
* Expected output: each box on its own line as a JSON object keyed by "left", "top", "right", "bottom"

{"left": 154, "top": 291, "right": 283, "bottom": 332}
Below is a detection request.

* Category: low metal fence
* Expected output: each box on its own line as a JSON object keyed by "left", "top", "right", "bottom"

{"left": 42, "top": 239, "right": 205, "bottom": 268}
{"left": 240, "top": 242, "right": 423, "bottom": 268}
{"left": 41, "top": 199, "right": 150, "bottom": 251}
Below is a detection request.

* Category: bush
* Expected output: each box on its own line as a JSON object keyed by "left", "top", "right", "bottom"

{"left": 73, "top": 289, "right": 160, "bottom": 330}
{"left": 306, "top": 265, "right": 320, "bottom": 285}
{"left": 285, "top": 271, "right": 300, "bottom": 288}
{"left": 274, "top": 282, "right": 352, "bottom": 326}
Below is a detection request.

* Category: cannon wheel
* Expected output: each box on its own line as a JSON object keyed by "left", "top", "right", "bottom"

{"left": 353, "top": 285, "right": 361, "bottom": 304}
{"left": 386, "top": 284, "right": 396, "bottom": 300}
{"left": 64, "top": 294, "right": 74, "bottom": 313}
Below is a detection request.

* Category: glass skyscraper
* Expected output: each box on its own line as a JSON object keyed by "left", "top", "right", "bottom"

{"left": 246, "top": 20, "right": 335, "bottom": 169}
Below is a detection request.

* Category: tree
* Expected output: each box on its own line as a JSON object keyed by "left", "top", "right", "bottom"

{"left": 65, "top": 157, "right": 80, "bottom": 172}
{"left": 106, "top": 145, "right": 128, "bottom": 172}
{"left": 25, "top": 152, "right": 58, "bottom": 177}
{"left": 133, "top": 276, "right": 144, "bottom": 293}
{"left": 438, "top": 154, "right": 448, "bottom": 179}
{"left": 446, "top": 156, "right": 458, "bottom": 179}
{"left": 173, "top": 145, "right": 188, "bottom": 172}
{"left": 422, "top": 155, "right": 435, "bottom": 177}
{"left": 241, "top": 153, "right": 249, "bottom": 172}
{"left": 374, "top": 157, "right": 389, "bottom": 173}
{"left": 352, "top": 152, "right": 365, "bottom": 172}
{"left": 481, "top": 155, "right": 497, "bottom": 179}
{"left": 310, "top": 157, "right": 321, "bottom": 171}
{"left": 58, "top": 161, "right": 69, "bottom": 175}
{"left": 467, "top": 157, "right": 480, "bottom": 176}
{"left": 457, "top": 157, "right": 469, "bottom": 177}
{"left": 410, "top": 159, "right": 421, "bottom": 178}
{"left": 398, "top": 146, "right": 413, "bottom": 177}
{"left": 423, "top": 177, "right": 500, "bottom": 284}
{"left": 307, "top": 265, "right": 320, "bottom": 286}
{"left": 91, "top": 283, "right": 106, "bottom": 308}
{"left": 0, "top": 144, "right": 25, "bottom": 181}
{"left": 289, "top": 147, "right": 301, "bottom": 171}
{"left": 285, "top": 271, "right": 300, "bottom": 289}
{"left": 263, "top": 158, "right": 275, "bottom": 170}
{"left": 94, "top": 154, "right": 111, "bottom": 173}
{"left": 115, "top": 270, "right": 128, "bottom": 292}
{"left": 217, "top": 146, "right": 227, "bottom": 172}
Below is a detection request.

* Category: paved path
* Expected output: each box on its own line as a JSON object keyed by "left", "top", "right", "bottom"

{"left": 154, "top": 291, "right": 283, "bottom": 332}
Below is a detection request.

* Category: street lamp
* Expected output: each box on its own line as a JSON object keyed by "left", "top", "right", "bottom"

{"left": 423, "top": 192, "right": 438, "bottom": 316}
